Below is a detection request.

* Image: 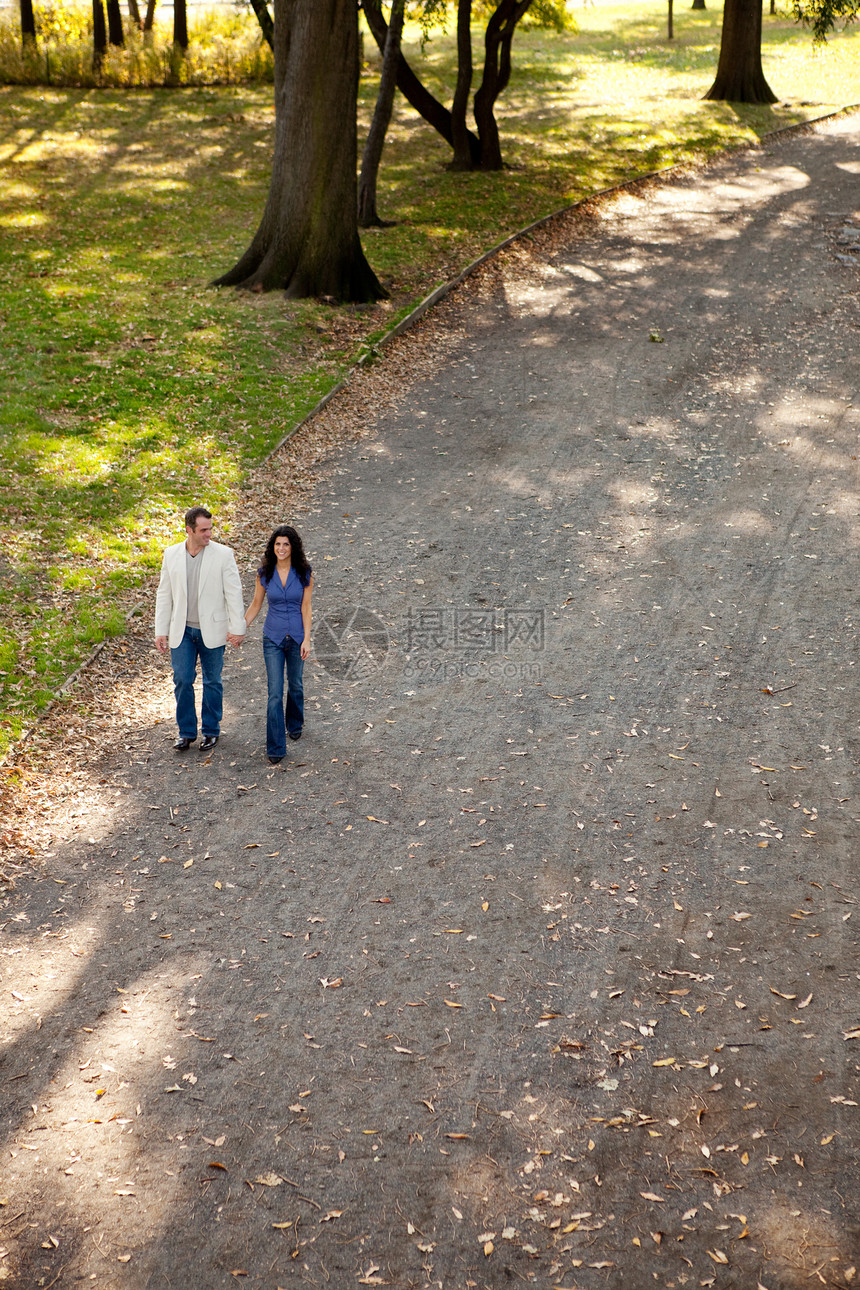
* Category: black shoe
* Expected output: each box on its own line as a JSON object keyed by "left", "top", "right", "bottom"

{"left": 174, "top": 736, "right": 195, "bottom": 751}
{"left": 199, "top": 735, "right": 219, "bottom": 752}
{"left": 268, "top": 756, "right": 283, "bottom": 765}
{"left": 288, "top": 730, "right": 302, "bottom": 742}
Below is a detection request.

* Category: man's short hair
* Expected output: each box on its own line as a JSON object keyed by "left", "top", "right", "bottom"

{"left": 185, "top": 506, "right": 212, "bottom": 531}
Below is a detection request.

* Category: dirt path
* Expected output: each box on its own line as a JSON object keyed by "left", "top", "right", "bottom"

{"left": 2, "top": 113, "right": 860, "bottom": 1290}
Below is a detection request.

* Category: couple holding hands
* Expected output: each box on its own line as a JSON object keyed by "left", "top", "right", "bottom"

{"left": 155, "top": 507, "right": 312, "bottom": 764}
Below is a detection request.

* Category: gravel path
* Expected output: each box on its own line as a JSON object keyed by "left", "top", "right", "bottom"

{"left": 2, "top": 112, "right": 859, "bottom": 1290}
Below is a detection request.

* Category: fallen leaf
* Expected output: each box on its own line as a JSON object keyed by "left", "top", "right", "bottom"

{"left": 444, "top": 999, "right": 463, "bottom": 1008}
{"left": 319, "top": 977, "right": 343, "bottom": 989}
{"left": 320, "top": 1210, "right": 343, "bottom": 1222}
{"left": 208, "top": 1162, "right": 228, "bottom": 1171}
{"left": 255, "top": 1173, "right": 284, "bottom": 1187}
{"left": 708, "top": 1250, "right": 729, "bottom": 1264}
{"left": 730, "top": 912, "right": 752, "bottom": 922}
{"left": 653, "top": 1057, "right": 677, "bottom": 1067}
{"left": 446, "top": 1132, "right": 471, "bottom": 1140}
{"left": 640, "top": 1192, "right": 665, "bottom": 1202}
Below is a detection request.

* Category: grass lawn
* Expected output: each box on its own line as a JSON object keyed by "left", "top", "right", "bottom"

{"left": 0, "top": 1, "right": 857, "bottom": 757}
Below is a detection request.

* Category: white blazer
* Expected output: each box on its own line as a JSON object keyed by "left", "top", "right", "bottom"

{"left": 155, "top": 540, "right": 246, "bottom": 650}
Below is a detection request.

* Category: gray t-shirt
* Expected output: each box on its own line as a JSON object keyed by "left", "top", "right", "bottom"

{"left": 185, "top": 547, "right": 202, "bottom": 628}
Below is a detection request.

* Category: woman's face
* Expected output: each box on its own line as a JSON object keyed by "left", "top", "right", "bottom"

{"left": 273, "top": 536, "right": 292, "bottom": 561}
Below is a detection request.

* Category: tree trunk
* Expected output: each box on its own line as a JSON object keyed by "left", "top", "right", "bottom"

{"left": 473, "top": 0, "right": 533, "bottom": 171}
{"left": 173, "top": 0, "right": 188, "bottom": 51}
{"left": 127, "top": 0, "right": 141, "bottom": 28}
{"left": 20, "top": 0, "right": 37, "bottom": 49}
{"left": 668, "top": 0, "right": 674, "bottom": 36}
{"left": 247, "top": 0, "right": 274, "bottom": 48}
{"left": 358, "top": 0, "right": 405, "bottom": 227}
{"left": 92, "top": 0, "right": 107, "bottom": 69}
{"left": 449, "top": 0, "right": 473, "bottom": 171}
{"left": 107, "top": 0, "right": 124, "bottom": 45}
{"left": 143, "top": 0, "right": 155, "bottom": 44}
{"left": 214, "top": 0, "right": 385, "bottom": 302}
{"left": 704, "top": 0, "right": 777, "bottom": 101}
{"left": 691, "top": 0, "right": 706, "bottom": 8}
{"left": 362, "top": 0, "right": 481, "bottom": 165}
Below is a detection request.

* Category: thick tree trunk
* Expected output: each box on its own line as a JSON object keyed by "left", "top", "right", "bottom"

{"left": 247, "top": 0, "right": 274, "bottom": 48}
{"left": 20, "top": 0, "right": 37, "bottom": 49}
{"left": 691, "top": 0, "right": 706, "bottom": 8}
{"left": 704, "top": 0, "right": 777, "bottom": 101}
{"left": 362, "top": 0, "right": 481, "bottom": 165}
{"left": 173, "top": 0, "right": 188, "bottom": 51}
{"left": 92, "top": 0, "right": 107, "bottom": 69}
{"left": 473, "top": 0, "right": 532, "bottom": 171}
{"left": 127, "top": 0, "right": 142, "bottom": 28}
{"left": 107, "top": 0, "right": 124, "bottom": 45}
{"left": 449, "top": 0, "right": 474, "bottom": 171}
{"left": 358, "top": 0, "right": 404, "bottom": 227}
{"left": 214, "top": 0, "right": 385, "bottom": 302}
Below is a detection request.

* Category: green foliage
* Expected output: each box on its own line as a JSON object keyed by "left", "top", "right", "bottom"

{"left": 0, "top": 3, "right": 274, "bottom": 87}
{"left": 790, "top": 0, "right": 860, "bottom": 41}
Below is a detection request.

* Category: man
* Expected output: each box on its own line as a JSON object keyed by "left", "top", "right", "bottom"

{"left": 155, "top": 506, "right": 246, "bottom": 751}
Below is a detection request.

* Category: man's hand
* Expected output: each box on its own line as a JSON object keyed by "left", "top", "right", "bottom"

{"left": 155, "top": 635, "right": 168, "bottom": 654}
{"left": 227, "top": 633, "right": 245, "bottom": 648}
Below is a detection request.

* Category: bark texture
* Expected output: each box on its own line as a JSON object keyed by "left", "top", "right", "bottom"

{"left": 173, "top": 0, "right": 188, "bottom": 50}
{"left": 214, "top": 0, "right": 385, "bottom": 301}
{"left": 358, "top": 0, "right": 404, "bottom": 227}
{"left": 20, "top": 0, "right": 37, "bottom": 48}
{"left": 248, "top": 0, "right": 274, "bottom": 49}
{"left": 362, "top": 0, "right": 481, "bottom": 166}
{"left": 92, "top": 0, "right": 107, "bottom": 69}
{"left": 704, "top": 0, "right": 777, "bottom": 101}
{"left": 449, "top": 0, "right": 474, "bottom": 171}
{"left": 474, "top": 0, "right": 533, "bottom": 170}
{"left": 107, "top": 0, "right": 124, "bottom": 46}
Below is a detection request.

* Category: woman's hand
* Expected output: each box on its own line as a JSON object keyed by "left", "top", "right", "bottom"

{"left": 300, "top": 636, "right": 310, "bottom": 661}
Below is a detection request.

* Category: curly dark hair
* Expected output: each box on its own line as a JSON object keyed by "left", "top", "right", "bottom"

{"left": 259, "top": 525, "right": 312, "bottom": 587}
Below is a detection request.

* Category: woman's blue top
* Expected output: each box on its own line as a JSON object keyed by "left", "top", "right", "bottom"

{"left": 260, "top": 565, "right": 311, "bottom": 645}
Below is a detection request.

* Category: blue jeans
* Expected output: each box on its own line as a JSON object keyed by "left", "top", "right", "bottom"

{"left": 263, "top": 634, "right": 304, "bottom": 758}
{"left": 170, "top": 626, "right": 225, "bottom": 740}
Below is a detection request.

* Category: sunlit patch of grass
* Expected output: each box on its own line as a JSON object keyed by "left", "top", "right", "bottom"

{"left": 0, "top": 12, "right": 857, "bottom": 753}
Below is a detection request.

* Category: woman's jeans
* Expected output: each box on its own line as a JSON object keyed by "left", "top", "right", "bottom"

{"left": 171, "top": 625, "right": 225, "bottom": 740}
{"left": 263, "top": 634, "right": 304, "bottom": 757}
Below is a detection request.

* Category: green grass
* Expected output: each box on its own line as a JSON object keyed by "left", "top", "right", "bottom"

{"left": 0, "top": 3, "right": 858, "bottom": 755}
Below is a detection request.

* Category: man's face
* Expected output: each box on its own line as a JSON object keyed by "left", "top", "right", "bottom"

{"left": 187, "top": 517, "right": 213, "bottom": 550}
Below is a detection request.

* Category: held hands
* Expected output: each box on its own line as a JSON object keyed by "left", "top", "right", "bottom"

{"left": 227, "top": 632, "right": 245, "bottom": 649}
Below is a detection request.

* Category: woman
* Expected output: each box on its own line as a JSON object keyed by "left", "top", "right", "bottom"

{"left": 244, "top": 525, "right": 313, "bottom": 764}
